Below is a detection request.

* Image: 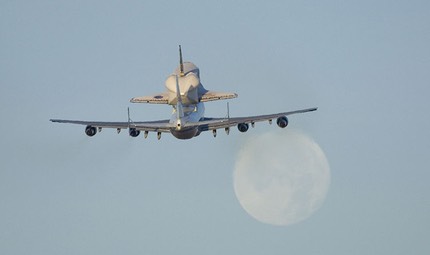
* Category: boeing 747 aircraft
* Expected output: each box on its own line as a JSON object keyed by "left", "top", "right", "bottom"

{"left": 50, "top": 46, "right": 317, "bottom": 140}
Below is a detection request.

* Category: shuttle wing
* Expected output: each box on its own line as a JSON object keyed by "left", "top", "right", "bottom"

{"left": 130, "top": 91, "right": 237, "bottom": 104}
{"left": 130, "top": 92, "right": 169, "bottom": 104}
{"left": 200, "top": 91, "right": 238, "bottom": 102}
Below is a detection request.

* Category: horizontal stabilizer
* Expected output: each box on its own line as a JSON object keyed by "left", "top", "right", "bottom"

{"left": 200, "top": 91, "right": 238, "bottom": 102}
{"left": 130, "top": 92, "right": 169, "bottom": 104}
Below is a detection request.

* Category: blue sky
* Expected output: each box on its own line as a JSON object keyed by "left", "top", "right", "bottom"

{"left": 1, "top": 1, "right": 429, "bottom": 254}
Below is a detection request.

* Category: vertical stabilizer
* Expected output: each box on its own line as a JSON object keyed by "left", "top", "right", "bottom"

{"left": 179, "top": 45, "right": 185, "bottom": 77}
{"left": 175, "top": 75, "right": 184, "bottom": 129}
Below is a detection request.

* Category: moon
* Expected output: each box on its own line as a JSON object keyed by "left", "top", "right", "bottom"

{"left": 233, "top": 129, "right": 330, "bottom": 226}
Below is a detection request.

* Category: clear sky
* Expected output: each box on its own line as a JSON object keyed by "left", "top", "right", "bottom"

{"left": 1, "top": 1, "right": 429, "bottom": 254}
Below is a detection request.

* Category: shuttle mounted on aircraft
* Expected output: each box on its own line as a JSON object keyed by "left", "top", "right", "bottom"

{"left": 50, "top": 46, "right": 317, "bottom": 140}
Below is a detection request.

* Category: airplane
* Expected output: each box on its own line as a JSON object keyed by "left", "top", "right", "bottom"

{"left": 50, "top": 46, "right": 317, "bottom": 140}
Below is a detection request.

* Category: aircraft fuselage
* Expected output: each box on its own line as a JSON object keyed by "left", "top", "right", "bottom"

{"left": 169, "top": 102, "right": 205, "bottom": 139}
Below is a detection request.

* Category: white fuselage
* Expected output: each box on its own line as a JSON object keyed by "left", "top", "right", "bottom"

{"left": 167, "top": 62, "right": 206, "bottom": 139}
{"left": 169, "top": 102, "right": 205, "bottom": 139}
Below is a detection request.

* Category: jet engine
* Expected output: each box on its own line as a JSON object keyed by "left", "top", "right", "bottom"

{"left": 276, "top": 116, "right": 289, "bottom": 128}
{"left": 237, "top": 123, "right": 249, "bottom": 133}
{"left": 85, "top": 125, "right": 97, "bottom": 137}
{"left": 129, "top": 128, "right": 140, "bottom": 137}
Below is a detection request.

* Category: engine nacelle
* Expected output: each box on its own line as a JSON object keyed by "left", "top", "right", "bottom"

{"left": 276, "top": 116, "right": 289, "bottom": 128}
{"left": 129, "top": 128, "right": 140, "bottom": 137}
{"left": 237, "top": 123, "right": 249, "bottom": 133}
{"left": 85, "top": 125, "right": 97, "bottom": 137}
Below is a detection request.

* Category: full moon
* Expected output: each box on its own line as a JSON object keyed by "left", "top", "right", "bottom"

{"left": 233, "top": 129, "right": 330, "bottom": 226}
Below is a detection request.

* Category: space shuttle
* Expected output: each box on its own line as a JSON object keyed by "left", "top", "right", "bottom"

{"left": 130, "top": 45, "right": 238, "bottom": 106}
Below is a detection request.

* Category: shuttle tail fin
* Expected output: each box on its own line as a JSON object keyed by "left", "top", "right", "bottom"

{"left": 179, "top": 45, "right": 185, "bottom": 77}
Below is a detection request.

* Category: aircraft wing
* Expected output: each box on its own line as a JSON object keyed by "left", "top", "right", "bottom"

{"left": 193, "top": 107, "right": 318, "bottom": 131}
{"left": 50, "top": 119, "right": 173, "bottom": 132}
{"left": 50, "top": 107, "right": 317, "bottom": 135}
